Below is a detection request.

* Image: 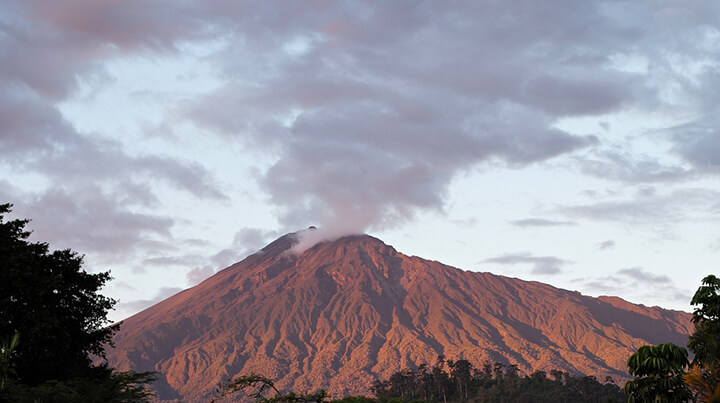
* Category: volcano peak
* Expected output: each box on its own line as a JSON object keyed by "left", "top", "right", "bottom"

{"left": 106, "top": 232, "right": 693, "bottom": 401}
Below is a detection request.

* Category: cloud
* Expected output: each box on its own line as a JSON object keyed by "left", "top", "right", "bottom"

{"left": 579, "top": 276, "right": 625, "bottom": 295}
{"left": 183, "top": 55, "right": 598, "bottom": 238}
{"left": 561, "top": 188, "right": 720, "bottom": 233}
{"left": 510, "top": 218, "right": 577, "bottom": 228}
{"left": 0, "top": 1, "right": 227, "bottom": 222}
{"left": 670, "top": 119, "right": 720, "bottom": 170}
{"left": 14, "top": 186, "right": 174, "bottom": 257}
{"left": 143, "top": 254, "right": 206, "bottom": 268}
{"left": 233, "top": 228, "right": 278, "bottom": 253}
{"left": 0, "top": 97, "right": 225, "bottom": 200}
{"left": 208, "top": 227, "right": 281, "bottom": 267}
{"left": 598, "top": 240, "right": 616, "bottom": 250}
{"left": 576, "top": 148, "right": 693, "bottom": 183}
{"left": 118, "top": 286, "right": 184, "bottom": 313}
{"left": 618, "top": 267, "right": 672, "bottom": 284}
{"left": 172, "top": 0, "right": 678, "bottom": 238}
{"left": 577, "top": 269, "right": 690, "bottom": 308}
{"left": 483, "top": 252, "right": 571, "bottom": 275}
{"left": 186, "top": 265, "right": 215, "bottom": 286}
{"left": 183, "top": 228, "right": 281, "bottom": 285}
{"left": 5, "top": 1, "right": 717, "bottom": 240}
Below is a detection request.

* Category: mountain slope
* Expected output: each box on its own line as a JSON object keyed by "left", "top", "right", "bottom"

{"left": 105, "top": 232, "right": 692, "bottom": 401}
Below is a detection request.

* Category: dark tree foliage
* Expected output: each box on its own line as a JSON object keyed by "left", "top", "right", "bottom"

{"left": 0, "top": 203, "right": 156, "bottom": 402}
{"left": 684, "top": 274, "right": 720, "bottom": 402}
{"left": 212, "top": 373, "right": 328, "bottom": 403}
{"left": 623, "top": 275, "right": 720, "bottom": 403}
{"left": 688, "top": 275, "right": 720, "bottom": 365}
{"left": 624, "top": 343, "right": 691, "bottom": 402}
{"left": 2, "top": 370, "right": 158, "bottom": 403}
{"left": 0, "top": 203, "right": 118, "bottom": 384}
{"left": 372, "top": 359, "right": 625, "bottom": 403}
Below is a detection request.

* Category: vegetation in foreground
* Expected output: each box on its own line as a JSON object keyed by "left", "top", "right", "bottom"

{"left": 624, "top": 274, "right": 720, "bottom": 402}
{"left": 213, "top": 362, "right": 625, "bottom": 403}
{"left": 0, "top": 204, "right": 156, "bottom": 402}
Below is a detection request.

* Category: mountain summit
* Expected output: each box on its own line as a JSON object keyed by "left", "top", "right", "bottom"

{"left": 105, "top": 232, "right": 692, "bottom": 401}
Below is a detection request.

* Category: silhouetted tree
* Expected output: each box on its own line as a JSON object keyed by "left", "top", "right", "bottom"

{"left": 685, "top": 274, "right": 720, "bottom": 402}
{"left": 624, "top": 343, "right": 691, "bottom": 402}
{"left": 212, "top": 373, "right": 328, "bottom": 403}
{"left": 448, "top": 359, "right": 472, "bottom": 400}
{"left": 373, "top": 359, "right": 624, "bottom": 403}
{"left": 0, "top": 203, "right": 117, "bottom": 384}
{"left": 433, "top": 356, "right": 450, "bottom": 403}
{"left": 0, "top": 203, "right": 156, "bottom": 402}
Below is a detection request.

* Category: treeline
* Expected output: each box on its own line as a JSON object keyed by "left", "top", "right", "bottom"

{"left": 370, "top": 358, "right": 626, "bottom": 403}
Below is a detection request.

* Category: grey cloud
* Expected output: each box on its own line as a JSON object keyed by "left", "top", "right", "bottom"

{"left": 2, "top": 0, "right": 720, "bottom": 267}
{"left": 210, "top": 248, "right": 240, "bottom": 269}
{"left": 580, "top": 276, "right": 624, "bottom": 295}
{"left": 181, "top": 238, "right": 212, "bottom": 247}
{"left": 182, "top": 228, "right": 279, "bottom": 285}
{"left": 522, "top": 75, "right": 632, "bottom": 116}
{"left": 598, "top": 240, "right": 616, "bottom": 250}
{"left": 0, "top": 2, "right": 227, "bottom": 206}
{"left": 186, "top": 266, "right": 215, "bottom": 286}
{"left": 0, "top": 20, "right": 98, "bottom": 100}
{"left": 579, "top": 274, "right": 690, "bottom": 307}
{"left": 562, "top": 188, "right": 720, "bottom": 228}
{"left": 510, "top": 218, "right": 577, "bottom": 228}
{"left": 143, "top": 254, "right": 206, "bottom": 268}
{"left": 23, "top": 1, "right": 212, "bottom": 52}
{"left": 0, "top": 91, "right": 78, "bottom": 159}
{"left": 118, "top": 286, "right": 184, "bottom": 313}
{"left": 671, "top": 121, "right": 720, "bottom": 169}
{"left": 564, "top": 199, "right": 666, "bottom": 224}
{"left": 17, "top": 186, "right": 173, "bottom": 256}
{"left": 177, "top": 0, "right": 688, "bottom": 233}
{"left": 576, "top": 148, "right": 693, "bottom": 183}
{"left": 0, "top": 180, "right": 22, "bottom": 203}
{"left": 618, "top": 267, "right": 671, "bottom": 284}
{"left": 483, "top": 252, "right": 570, "bottom": 275}
{"left": 135, "top": 156, "right": 227, "bottom": 200}
{"left": 0, "top": 90, "right": 226, "bottom": 202}
{"left": 2, "top": 1, "right": 220, "bottom": 100}
{"left": 233, "top": 228, "right": 278, "bottom": 252}
{"left": 187, "top": 79, "right": 597, "bottom": 232}
{"left": 210, "top": 228, "right": 279, "bottom": 268}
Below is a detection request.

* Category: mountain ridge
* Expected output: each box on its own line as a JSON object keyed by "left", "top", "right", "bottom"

{"left": 105, "top": 231, "right": 692, "bottom": 401}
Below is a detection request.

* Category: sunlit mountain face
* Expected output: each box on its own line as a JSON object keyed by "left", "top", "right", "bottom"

{"left": 104, "top": 232, "right": 692, "bottom": 401}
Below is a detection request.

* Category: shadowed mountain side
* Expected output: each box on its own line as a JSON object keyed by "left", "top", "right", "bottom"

{"left": 105, "top": 232, "right": 692, "bottom": 402}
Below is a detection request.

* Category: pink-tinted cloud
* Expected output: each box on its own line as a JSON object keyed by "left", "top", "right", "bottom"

{"left": 3, "top": 0, "right": 720, "bottom": 262}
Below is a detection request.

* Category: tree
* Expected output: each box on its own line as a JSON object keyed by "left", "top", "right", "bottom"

{"left": 624, "top": 343, "right": 691, "bottom": 402}
{"left": 0, "top": 203, "right": 117, "bottom": 383}
{"left": 212, "top": 373, "right": 328, "bottom": 403}
{"left": 689, "top": 275, "right": 720, "bottom": 364}
{"left": 0, "top": 203, "right": 156, "bottom": 401}
{"left": 447, "top": 359, "right": 473, "bottom": 400}
{"left": 0, "top": 333, "right": 19, "bottom": 391}
{"left": 684, "top": 275, "right": 720, "bottom": 402}
{"left": 373, "top": 360, "right": 625, "bottom": 402}
{"left": 3, "top": 370, "right": 158, "bottom": 403}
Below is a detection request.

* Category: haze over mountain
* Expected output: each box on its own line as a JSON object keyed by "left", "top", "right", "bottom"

{"left": 105, "top": 231, "right": 692, "bottom": 401}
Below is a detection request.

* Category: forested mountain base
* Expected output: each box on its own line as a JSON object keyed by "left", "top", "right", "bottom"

{"left": 215, "top": 360, "right": 626, "bottom": 403}
{"left": 370, "top": 358, "right": 625, "bottom": 403}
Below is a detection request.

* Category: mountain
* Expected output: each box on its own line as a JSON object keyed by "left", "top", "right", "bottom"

{"left": 105, "top": 231, "right": 693, "bottom": 401}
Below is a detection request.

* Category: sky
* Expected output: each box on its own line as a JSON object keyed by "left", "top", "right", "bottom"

{"left": 1, "top": 1, "right": 719, "bottom": 323}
